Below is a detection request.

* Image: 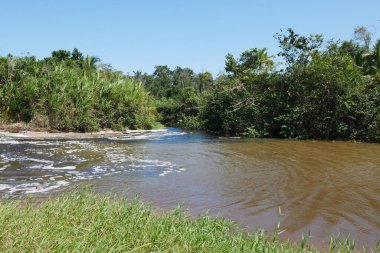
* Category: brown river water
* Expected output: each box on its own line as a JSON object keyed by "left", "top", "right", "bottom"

{"left": 1, "top": 128, "right": 380, "bottom": 248}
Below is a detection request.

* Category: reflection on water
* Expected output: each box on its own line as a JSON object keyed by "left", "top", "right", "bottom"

{"left": 1, "top": 128, "right": 380, "bottom": 248}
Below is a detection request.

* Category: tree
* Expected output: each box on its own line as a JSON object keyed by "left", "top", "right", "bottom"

{"left": 83, "top": 55, "right": 99, "bottom": 70}
{"left": 133, "top": 70, "right": 143, "bottom": 82}
{"left": 353, "top": 26, "right": 372, "bottom": 50}
{"left": 173, "top": 67, "right": 194, "bottom": 88}
{"left": 275, "top": 28, "right": 323, "bottom": 67}
{"left": 375, "top": 40, "right": 380, "bottom": 71}
{"left": 153, "top": 65, "right": 173, "bottom": 86}
{"left": 51, "top": 50, "right": 71, "bottom": 61}
{"left": 71, "top": 48, "right": 84, "bottom": 61}
{"left": 225, "top": 48, "right": 274, "bottom": 77}
{"left": 198, "top": 71, "right": 213, "bottom": 93}
{"left": 339, "top": 40, "right": 361, "bottom": 58}
{"left": 351, "top": 39, "right": 380, "bottom": 75}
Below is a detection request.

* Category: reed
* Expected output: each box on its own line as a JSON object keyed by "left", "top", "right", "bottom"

{"left": 0, "top": 56, "right": 159, "bottom": 132}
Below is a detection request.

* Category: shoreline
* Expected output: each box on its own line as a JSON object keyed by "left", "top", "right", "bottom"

{"left": 0, "top": 190, "right": 361, "bottom": 252}
{"left": 1, "top": 123, "right": 374, "bottom": 144}
{"left": 0, "top": 126, "right": 167, "bottom": 139}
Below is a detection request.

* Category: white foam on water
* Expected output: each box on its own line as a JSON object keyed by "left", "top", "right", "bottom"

{"left": 125, "top": 157, "right": 186, "bottom": 177}
{"left": 55, "top": 165, "right": 76, "bottom": 170}
{"left": 7, "top": 183, "right": 38, "bottom": 194}
{"left": 34, "top": 164, "right": 76, "bottom": 171}
{"left": 0, "top": 139, "right": 21, "bottom": 144}
{"left": 22, "top": 140, "right": 58, "bottom": 146}
{"left": 65, "top": 149, "right": 77, "bottom": 154}
{"left": 0, "top": 184, "right": 11, "bottom": 191}
{"left": 28, "top": 181, "right": 70, "bottom": 194}
{"left": 28, "top": 158, "right": 53, "bottom": 164}
{"left": 93, "top": 166, "right": 106, "bottom": 173}
{"left": 3, "top": 181, "right": 70, "bottom": 194}
{"left": 0, "top": 130, "right": 188, "bottom": 195}
{"left": 2, "top": 155, "right": 33, "bottom": 163}
{"left": 159, "top": 170, "right": 171, "bottom": 177}
{"left": 107, "top": 129, "right": 187, "bottom": 141}
{"left": 0, "top": 164, "right": 11, "bottom": 171}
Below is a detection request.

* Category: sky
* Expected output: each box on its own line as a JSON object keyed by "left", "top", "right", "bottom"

{"left": 1, "top": 0, "right": 380, "bottom": 75}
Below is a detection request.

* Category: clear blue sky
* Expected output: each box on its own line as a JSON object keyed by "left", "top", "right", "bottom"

{"left": 1, "top": 0, "right": 379, "bottom": 75}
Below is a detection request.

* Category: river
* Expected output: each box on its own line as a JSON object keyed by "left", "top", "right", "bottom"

{"left": 1, "top": 128, "right": 380, "bottom": 248}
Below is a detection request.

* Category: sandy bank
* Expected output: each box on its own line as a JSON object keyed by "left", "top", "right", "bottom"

{"left": 0, "top": 128, "right": 167, "bottom": 139}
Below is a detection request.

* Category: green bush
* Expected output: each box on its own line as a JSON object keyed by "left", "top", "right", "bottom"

{"left": 200, "top": 32, "right": 380, "bottom": 142}
{"left": 0, "top": 54, "right": 158, "bottom": 131}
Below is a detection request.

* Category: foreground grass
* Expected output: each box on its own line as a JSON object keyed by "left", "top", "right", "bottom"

{"left": 0, "top": 191, "right": 367, "bottom": 252}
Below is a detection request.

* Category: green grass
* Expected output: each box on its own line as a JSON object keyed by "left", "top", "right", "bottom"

{"left": 0, "top": 190, "right": 371, "bottom": 252}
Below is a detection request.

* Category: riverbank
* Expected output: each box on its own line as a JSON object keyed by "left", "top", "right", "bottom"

{"left": 0, "top": 123, "right": 167, "bottom": 139}
{"left": 0, "top": 190, "right": 359, "bottom": 252}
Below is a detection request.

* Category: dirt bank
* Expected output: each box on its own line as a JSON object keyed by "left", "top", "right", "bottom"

{"left": 0, "top": 123, "right": 166, "bottom": 139}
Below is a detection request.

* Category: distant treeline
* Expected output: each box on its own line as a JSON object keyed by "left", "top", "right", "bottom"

{"left": 1, "top": 26, "right": 380, "bottom": 141}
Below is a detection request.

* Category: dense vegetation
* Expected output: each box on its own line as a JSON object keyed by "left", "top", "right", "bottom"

{"left": 1, "top": 26, "right": 380, "bottom": 141}
{"left": 0, "top": 190, "right": 362, "bottom": 252}
{"left": 134, "top": 27, "right": 380, "bottom": 142}
{"left": 0, "top": 49, "right": 159, "bottom": 132}
{"left": 201, "top": 28, "right": 380, "bottom": 141}
{"left": 132, "top": 66, "right": 213, "bottom": 129}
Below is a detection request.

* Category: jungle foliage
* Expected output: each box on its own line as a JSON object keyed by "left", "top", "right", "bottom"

{"left": 131, "top": 66, "right": 212, "bottom": 129}
{"left": 200, "top": 28, "right": 380, "bottom": 141}
{"left": 0, "top": 49, "right": 159, "bottom": 131}
{"left": 1, "top": 27, "right": 380, "bottom": 141}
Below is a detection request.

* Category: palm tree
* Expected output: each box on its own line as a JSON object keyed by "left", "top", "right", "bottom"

{"left": 83, "top": 55, "right": 99, "bottom": 70}
{"left": 354, "top": 40, "right": 380, "bottom": 75}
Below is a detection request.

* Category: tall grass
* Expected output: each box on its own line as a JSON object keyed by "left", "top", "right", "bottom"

{"left": 0, "top": 190, "right": 370, "bottom": 252}
{"left": 0, "top": 56, "right": 159, "bottom": 131}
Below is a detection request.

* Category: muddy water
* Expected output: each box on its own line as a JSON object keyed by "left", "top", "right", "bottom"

{"left": 1, "top": 128, "right": 380, "bottom": 248}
